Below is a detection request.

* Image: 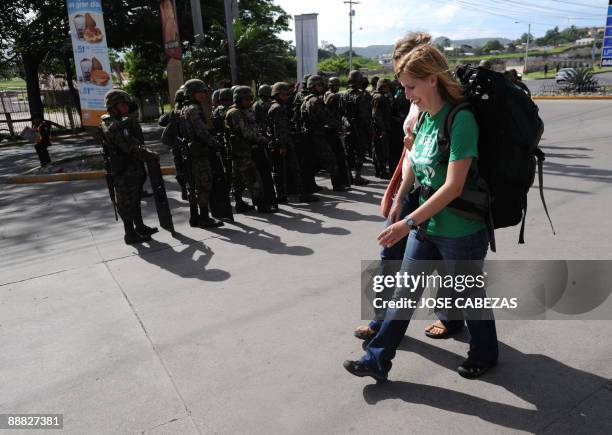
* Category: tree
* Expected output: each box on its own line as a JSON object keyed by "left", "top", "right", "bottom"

{"left": 506, "top": 42, "right": 517, "bottom": 53}
{"left": 483, "top": 39, "right": 504, "bottom": 53}
{"left": 124, "top": 47, "right": 168, "bottom": 100}
{"left": 188, "top": 0, "right": 295, "bottom": 86}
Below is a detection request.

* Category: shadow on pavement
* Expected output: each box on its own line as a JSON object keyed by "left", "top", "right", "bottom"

{"left": 362, "top": 336, "right": 611, "bottom": 433}
{"left": 132, "top": 232, "right": 231, "bottom": 282}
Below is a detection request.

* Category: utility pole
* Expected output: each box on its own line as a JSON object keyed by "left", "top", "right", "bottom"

{"left": 524, "top": 23, "right": 531, "bottom": 74}
{"left": 344, "top": 0, "right": 359, "bottom": 71}
{"left": 190, "top": 0, "right": 203, "bottom": 39}
{"left": 224, "top": 0, "right": 238, "bottom": 84}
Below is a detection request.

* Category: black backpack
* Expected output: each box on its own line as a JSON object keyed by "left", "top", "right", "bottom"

{"left": 416, "top": 65, "right": 554, "bottom": 251}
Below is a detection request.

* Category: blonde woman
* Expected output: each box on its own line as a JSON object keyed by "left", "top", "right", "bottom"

{"left": 345, "top": 44, "right": 498, "bottom": 381}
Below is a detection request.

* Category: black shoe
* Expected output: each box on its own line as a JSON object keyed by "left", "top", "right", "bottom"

{"left": 298, "top": 194, "right": 319, "bottom": 203}
{"left": 343, "top": 360, "right": 388, "bottom": 382}
{"left": 332, "top": 185, "right": 351, "bottom": 192}
{"left": 257, "top": 205, "right": 274, "bottom": 213}
{"left": 353, "top": 176, "right": 369, "bottom": 186}
{"left": 277, "top": 196, "right": 288, "bottom": 204}
{"left": 235, "top": 202, "right": 255, "bottom": 213}
{"left": 312, "top": 184, "right": 324, "bottom": 191}
{"left": 181, "top": 188, "right": 188, "bottom": 201}
{"left": 135, "top": 225, "right": 159, "bottom": 236}
{"left": 124, "top": 233, "right": 151, "bottom": 245}
{"left": 198, "top": 216, "right": 224, "bottom": 228}
{"left": 457, "top": 359, "right": 497, "bottom": 379}
{"left": 141, "top": 190, "right": 154, "bottom": 198}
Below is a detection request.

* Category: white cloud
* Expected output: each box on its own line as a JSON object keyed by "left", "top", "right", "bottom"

{"left": 434, "top": 4, "right": 460, "bottom": 24}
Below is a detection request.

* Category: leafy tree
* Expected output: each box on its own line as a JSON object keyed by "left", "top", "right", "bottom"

{"left": 318, "top": 55, "right": 378, "bottom": 75}
{"left": 483, "top": 39, "right": 503, "bottom": 52}
{"left": 124, "top": 47, "right": 167, "bottom": 99}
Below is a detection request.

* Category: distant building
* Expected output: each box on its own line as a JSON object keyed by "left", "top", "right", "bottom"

{"left": 576, "top": 38, "right": 595, "bottom": 46}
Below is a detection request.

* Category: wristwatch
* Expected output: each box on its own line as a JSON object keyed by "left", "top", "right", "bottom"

{"left": 404, "top": 217, "right": 418, "bottom": 230}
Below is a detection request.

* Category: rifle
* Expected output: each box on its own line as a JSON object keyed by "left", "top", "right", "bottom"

{"left": 97, "top": 127, "right": 118, "bottom": 221}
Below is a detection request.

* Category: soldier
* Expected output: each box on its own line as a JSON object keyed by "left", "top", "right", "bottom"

{"left": 253, "top": 84, "right": 272, "bottom": 133}
{"left": 100, "top": 89, "right": 159, "bottom": 244}
{"left": 180, "top": 79, "right": 224, "bottom": 228}
{"left": 361, "top": 76, "right": 374, "bottom": 158}
{"left": 371, "top": 78, "right": 393, "bottom": 179}
{"left": 324, "top": 76, "right": 351, "bottom": 187}
{"left": 159, "top": 86, "right": 188, "bottom": 200}
{"left": 370, "top": 76, "right": 380, "bottom": 91}
{"left": 268, "top": 82, "right": 318, "bottom": 203}
{"left": 211, "top": 88, "right": 233, "bottom": 180}
{"left": 341, "top": 70, "right": 373, "bottom": 185}
{"left": 226, "top": 86, "right": 276, "bottom": 213}
{"left": 212, "top": 89, "right": 220, "bottom": 110}
{"left": 301, "top": 75, "right": 349, "bottom": 192}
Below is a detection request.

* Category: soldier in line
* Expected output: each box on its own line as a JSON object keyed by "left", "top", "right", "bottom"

{"left": 211, "top": 88, "right": 234, "bottom": 180}
{"left": 211, "top": 89, "right": 220, "bottom": 110}
{"left": 180, "top": 79, "right": 224, "bottom": 228}
{"left": 101, "top": 89, "right": 159, "bottom": 244}
{"left": 361, "top": 76, "right": 374, "bottom": 159}
{"left": 371, "top": 78, "right": 393, "bottom": 179}
{"left": 159, "top": 86, "right": 188, "bottom": 200}
{"left": 268, "top": 82, "right": 318, "bottom": 203}
{"left": 253, "top": 84, "right": 273, "bottom": 133}
{"left": 324, "top": 76, "right": 352, "bottom": 188}
{"left": 301, "top": 75, "right": 349, "bottom": 192}
{"left": 341, "top": 70, "right": 373, "bottom": 186}
{"left": 292, "top": 74, "right": 321, "bottom": 193}
{"left": 370, "top": 76, "right": 380, "bottom": 92}
{"left": 226, "top": 86, "right": 276, "bottom": 213}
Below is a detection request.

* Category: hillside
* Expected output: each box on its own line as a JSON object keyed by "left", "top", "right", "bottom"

{"left": 336, "top": 37, "right": 512, "bottom": 58}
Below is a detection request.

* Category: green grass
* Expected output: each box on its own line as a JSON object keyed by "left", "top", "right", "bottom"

{"left": 0, "top": 78, "right": 26, "bottom": 89}
{"left": 450, "top": 44, "right": 580, "bottom": 63}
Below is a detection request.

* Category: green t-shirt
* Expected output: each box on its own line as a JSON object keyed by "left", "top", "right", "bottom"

{"left": 409, "top": 104, "right": 485, "bottom": 238}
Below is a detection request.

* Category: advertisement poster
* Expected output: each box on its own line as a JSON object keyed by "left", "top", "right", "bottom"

{"left": 160, "top": 0, "right": 182, "bottom": 60}
{"left": 67, "top": 0, "right": 113, "bottom": 126}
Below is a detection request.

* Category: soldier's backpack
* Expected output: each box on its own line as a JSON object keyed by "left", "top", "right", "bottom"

{"left": 341, "top": 88, "right": 361, "bottom": 121}
{"left": 416, "top": 64, "right": 554, "bottom": 251}
{"left": 159, "top": 111, "right": 180, "bottom": 148}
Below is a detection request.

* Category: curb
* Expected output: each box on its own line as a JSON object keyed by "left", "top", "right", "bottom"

{"left": 4, "top": 166, "right": 177, "bottom": 184}
{"left": 533, "top": 96, "right": 612, "bottom": 100}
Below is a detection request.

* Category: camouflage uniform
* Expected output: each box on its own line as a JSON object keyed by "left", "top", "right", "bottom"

{"left": 253, "top": 84, "right": 272, "bottom": 133}
{"left": 101, "top": 113, "right": 155, "bottom": 220}
{"left": 341, "top": 70, "right": 373, "bottom": 184}
{"left": 180, "top": 93, "right": 220, "bottom": 213}
{"left": 301, "top": 75, "right": 345, "bottom": 190}
{"left": 211, "top": 88, "right": 233, "bottom": 180}
{"left": 291, "top": 75, "right": 316, "bottom": 191}
{"left": 371, "top": 79, "right": 393, "bottom": 178}
{"left": 159, "top": 87, "right": 187, "bottom": 198}
{"left": 324, "top": 77, "right": 351, "bottom": 187}
{"left": 225, "top": 90, "right": 267, "bottom": 207}
{"left": 268, "top": 82, "right": 305, "bottom": 200}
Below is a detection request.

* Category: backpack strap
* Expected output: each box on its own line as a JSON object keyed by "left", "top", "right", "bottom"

{"left": 438, "top": 101, "right": 472, "bottom": 164}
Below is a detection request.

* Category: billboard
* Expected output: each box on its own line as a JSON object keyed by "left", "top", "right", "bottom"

{"left": 160, "top": 0, "right": 182, "bottom": 60}
{"left": 66, "top": 0, "right": 113, "bottom": 127}
{"left": 295, "top": 14, "right": 319, "bottom": 83}
{"left": 602, "top": 1, "right": 612, "bottom": 67}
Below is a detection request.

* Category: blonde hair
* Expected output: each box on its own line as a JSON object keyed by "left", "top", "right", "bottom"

{"left": 392, "top": 32, "right": 432, "bottom": 62}
{"left": 396, "top": 44, "right": 464, "bottom": 104}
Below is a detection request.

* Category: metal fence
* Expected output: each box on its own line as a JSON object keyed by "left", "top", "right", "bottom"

{"left": 0, "top": 88, "right": 82, "bottom": 139}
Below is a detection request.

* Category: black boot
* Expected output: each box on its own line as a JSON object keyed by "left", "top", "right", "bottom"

{"left": 298, "top": 193, "right": 320, "bottom": 202}
{"left": 181, "top": 185, "right": 188, "bottom": 201}
{"left": 352, "top": 170, "right": 369, "bottom": 186}
{"left": 198, "top": 207, "right": 224, "bottom": 228}
{"left": 189, "top": 202, "right": 199, "bottom": 227}
{"left": 134, "top": 212, "right": 158, "bottom": 236}
{"left": 234, "top": 194, "right": 255, "bottom": 213}
{"left": 123, "top": 218, "right": 151, "bottom": 244}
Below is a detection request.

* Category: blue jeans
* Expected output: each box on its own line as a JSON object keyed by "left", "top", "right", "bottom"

{"left": 368, "top": 195, "right": 414, "bottom": 330}
{"left": 362, "top": 228, "right": 498, "bottom": 373}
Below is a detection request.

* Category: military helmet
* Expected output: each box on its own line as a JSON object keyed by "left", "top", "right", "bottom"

{"left": 479, "top": 59, "right": 493, "bottom": 70}
{"left": 233, "top": 85, "right": 253, "bottom": 105}
{"left": 306, "top": 75, "right": 325, "bottom": 90}
{"left": 104, "top": 89, "right": 132, "bottom": 109}
{"left": 230, "top": 85, "right": 239, "bottom": 93}
{"left": 258, "top": 84, "right": 272, "bottom": 98}
{"left": 328, "top": 76, "right": 340, "bottom": 87}
{"left": 347, "top": 70, "right": 363, "bottom": 85}
{"left": 212, "top": 89, "right": 220, "bottom": 105}
{"left": 376, "top": 78, "right": 391, "bottom": 91}
{"left": 271, "top": 82, "right": 290, "bottom": 97}
{"left": 219, "top": 87, "right": 233, "bottom": 103}
{"left": 174, "top": 86, "right": 185, "bottom": 104}
{"left": 183, "top": 79, "right": 209, "bottom": 99}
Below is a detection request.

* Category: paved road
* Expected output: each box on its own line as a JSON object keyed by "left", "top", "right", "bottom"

{"left": 524, "top": 71, "right": 612, "bottom": 94}
{"left": 0, "top": 100, "right": 611, "bottom": 434}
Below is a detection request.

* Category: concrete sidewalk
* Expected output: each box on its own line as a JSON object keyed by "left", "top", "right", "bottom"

{"left": 0, "top": 100, "right": 611, "bottom": 434}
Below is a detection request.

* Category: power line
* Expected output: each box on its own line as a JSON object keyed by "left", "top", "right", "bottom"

{"left": 434, "top": 0, "right": 560, "bottom": 27}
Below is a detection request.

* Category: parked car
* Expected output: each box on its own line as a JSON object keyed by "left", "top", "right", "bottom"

{"left": 556, "top": 68, "right": 577, "bottom": 84}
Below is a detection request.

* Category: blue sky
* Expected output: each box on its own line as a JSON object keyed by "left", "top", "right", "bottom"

{"left": 274, "top": 0, "right": 608, "bottom": 46}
